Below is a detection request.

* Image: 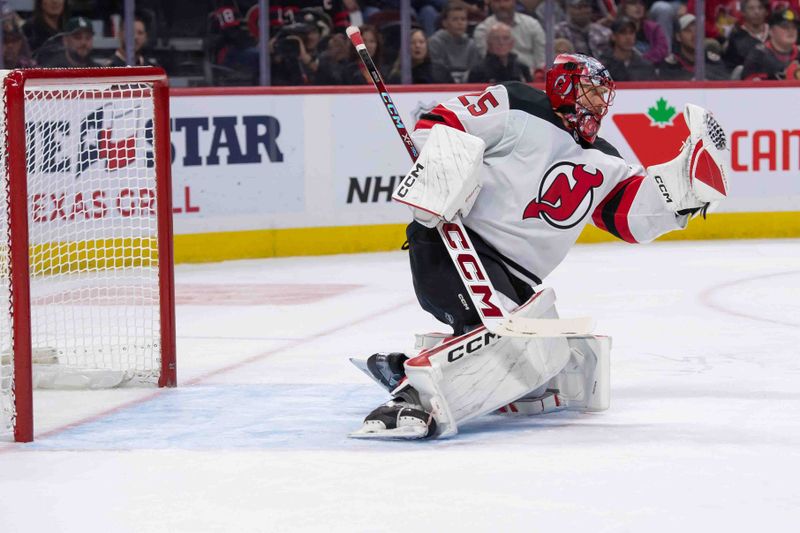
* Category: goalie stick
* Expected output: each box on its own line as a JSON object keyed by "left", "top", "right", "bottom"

{"left": 346, "top": 26, "right": 593, "bottom": 338}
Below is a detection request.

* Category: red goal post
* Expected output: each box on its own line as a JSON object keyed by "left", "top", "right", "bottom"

{"left": 0, "top": 67, "right": 176, "bottom": 443}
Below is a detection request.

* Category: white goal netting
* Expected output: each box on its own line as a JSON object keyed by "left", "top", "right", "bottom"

{"left": 0, "top": 75, "right": 166, "bottom": 433}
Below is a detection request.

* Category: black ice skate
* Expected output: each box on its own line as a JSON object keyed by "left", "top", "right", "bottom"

{"left": 349, "top": 352, "right": 409, "bottom": 393}
{"left": 349, "top": 398, "right": 437, "bottom": 440}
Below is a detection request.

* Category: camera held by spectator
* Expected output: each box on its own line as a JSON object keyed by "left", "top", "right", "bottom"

{"left": 270, "top": 22, "right": 318, "bottom": 85}
{"left": 274, "top": 22, "right": 313, "bottom": 61}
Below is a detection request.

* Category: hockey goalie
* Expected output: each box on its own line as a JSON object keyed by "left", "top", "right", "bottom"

{"left": 351, "top": 53, "right": 729, "bottom": 440}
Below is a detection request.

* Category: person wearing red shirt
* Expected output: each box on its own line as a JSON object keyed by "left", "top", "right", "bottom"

{"left": 687, "top": 0, "right": 741, "bottom": 40}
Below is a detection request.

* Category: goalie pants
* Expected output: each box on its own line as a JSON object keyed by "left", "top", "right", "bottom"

{"left": 406, "top": 221, "right": 535, "bottom": 335}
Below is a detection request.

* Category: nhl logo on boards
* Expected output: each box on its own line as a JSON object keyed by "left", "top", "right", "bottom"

{"left": 522, "top": 162, "right": 604, "bottom": 229}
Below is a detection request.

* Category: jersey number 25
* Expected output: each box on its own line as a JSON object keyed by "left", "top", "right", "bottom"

{"left": 458, "top": 91, "right": 499, "bottom": 117}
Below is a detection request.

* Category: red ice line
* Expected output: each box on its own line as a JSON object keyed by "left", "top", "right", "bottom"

{"left": 698, "top": 270, "right": 800, "bottom": 328}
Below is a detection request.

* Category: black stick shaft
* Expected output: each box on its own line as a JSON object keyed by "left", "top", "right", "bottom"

{"left": 346, "top": 26, "right": 419, "bottom": 162}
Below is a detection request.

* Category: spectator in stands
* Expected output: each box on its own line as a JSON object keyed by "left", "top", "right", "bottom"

{"left": 23, "top": 0, "right": 69, "bottom": 53}
{"left": 296, "top": 7, "right": 332, "bottom": 61}
{"left": 657, "top": 13, "right": 730, "bottom": 80}
{"left": 687, "top": 0, "right": 740, "bottom": 42}
{"left": 336, "top": 24, "right": 385, "bottom": 84}
{"left": 723, "top": 0, "right": 769, "bottom": 70}
{"left": 108, "top": 14, "right": 157, "bottom": 67}
{"left": 316, "top": 30, "right": 356, "bottom": 84}
{"left": 474, "top": 0, "right": 546, "bottom": 71}
{"left": 263, "top": 0, "right": 350, "bottom": 33}
{"left": 619, "top": 0, "right": 669, "bottom": 64}
{"left": 343, "top": 0, "right": 365, "bottom": 26}
{"left": 207, "top": 2, "right": 259, "bottom": 85}
{"left": 3, "top": 12, "right": 35, "bottom": 68}
{"left": 468, "top": 21, "right": 532, "bottom": 82}
{"left": 388, "top": 28, "right": 454, "bottom": 83}
{"left": 461, "top": 0, "right": 489, "bottom": 28}
{"left": 38, "top": 16, "right": 98, "bottom": 68}
{"left": 742, "top": 7, "right": 800, "bottom": 80}
{"left": 600, "top": 16, "right": 656, "bottom": 80}
{"left": 269, "top": 22, "right": 319, "bottom": 85}
{"left": 527, "top": 0, "right": 568, "bottom": 25}
{"left": 554, "top": 37, "right": 575, "bottom": 54}
{"left": 648, "top": 1, "right": 684, "bottom": 43}
{"left": 529, "top": 0, "right": 614, "bottom": 26}
{"left": 414, "top": 0, "right": 448, "bottom": 37}
{"left": 428, "top": 1, "right": 481, "bottom": 83}
{"left": 554, "top": 0, "right": 612, "bottom": 58}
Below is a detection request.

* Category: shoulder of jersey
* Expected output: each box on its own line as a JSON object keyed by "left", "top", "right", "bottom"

{"left": 591, "top": 137, "right": 623, "bottom": 160}
{"left": 501, "top": 81, "right": 556, "bottom": 121}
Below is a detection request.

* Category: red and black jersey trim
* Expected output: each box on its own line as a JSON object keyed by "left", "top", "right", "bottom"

{"left": 414, "top": 104, "right": 466, "bottom": 132}
{"left": 592, "top": 176, "right": 644, "bottom": 243}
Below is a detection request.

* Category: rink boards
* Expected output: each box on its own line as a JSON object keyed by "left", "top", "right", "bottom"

{"left": 165, "top": 82, "right": 800, "bottom": 262}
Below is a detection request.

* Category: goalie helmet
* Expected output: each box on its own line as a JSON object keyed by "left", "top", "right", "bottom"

{"left": 545, "top": 53, "right": 616, "bottom": 144}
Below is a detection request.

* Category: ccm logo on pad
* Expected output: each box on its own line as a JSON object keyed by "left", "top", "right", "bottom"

{"left": 447, "top": 331, "right": 500, "bottom": 362}
{"left": 654, "top": 175, "right": 672, "bottom": 203}
{"left": 394, "top": 162, "right": 424, "bottom": 198}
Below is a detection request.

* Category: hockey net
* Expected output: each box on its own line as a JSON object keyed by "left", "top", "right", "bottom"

{"left": 0, "top": 68, "right": 176, "bottom": 442}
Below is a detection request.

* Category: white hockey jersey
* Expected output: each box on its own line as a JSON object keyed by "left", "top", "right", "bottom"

{"left": 411, "top": 82, "right": 687, "bottom": 286}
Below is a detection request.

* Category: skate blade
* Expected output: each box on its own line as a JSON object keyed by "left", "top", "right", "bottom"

{"left": 348, "top": 425, "right": 429, "bottom": 440}
{"left": 349, "top": 357, "right": 396, "bottom": 393}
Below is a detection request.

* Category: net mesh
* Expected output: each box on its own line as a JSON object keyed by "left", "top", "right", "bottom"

{"left": 0, "top": 78, "right": 163, "bottom": 432}
{"left": 705, "top": 113, "right": 727, "bottom": 151}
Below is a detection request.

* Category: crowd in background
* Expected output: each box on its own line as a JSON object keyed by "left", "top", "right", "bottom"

{"left": 3, "top": 0, "right": 800, "bottom": 84}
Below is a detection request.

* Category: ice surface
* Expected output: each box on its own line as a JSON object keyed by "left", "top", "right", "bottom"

{"left": 0, "top": 239, "right": 798, "bottom": 532}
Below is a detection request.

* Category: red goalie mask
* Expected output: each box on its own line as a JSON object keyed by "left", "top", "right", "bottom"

{"left": 545, "top": 53, "right": 616, "bottom": 144}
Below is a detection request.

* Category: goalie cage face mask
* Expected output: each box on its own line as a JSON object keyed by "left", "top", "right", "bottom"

{"left": 545, "top": 53, "right": 616, "bottom": 144}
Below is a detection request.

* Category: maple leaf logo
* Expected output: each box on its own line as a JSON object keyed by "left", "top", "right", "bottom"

{"left": 613, "top": 98, "right": 690, "bottom": 167}
{"left": 647, "top": 98, "right": 678, "bottom": 127}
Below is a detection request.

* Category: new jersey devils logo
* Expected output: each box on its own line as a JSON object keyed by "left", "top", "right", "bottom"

{"left": 552, "top": 74, "right": 573, "bottom": 97}
{"left": 523, "top": 162, "right": 604, "bottom": 229}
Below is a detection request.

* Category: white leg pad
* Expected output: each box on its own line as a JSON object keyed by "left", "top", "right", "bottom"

{"left": 414, "top": 332, "right": 452, "bottom": 351}
{"left": 551, "top": 335, "right": 611, "bottom": 411}
{"left": 404, "top": 289, "right": 573, "bottom": 437}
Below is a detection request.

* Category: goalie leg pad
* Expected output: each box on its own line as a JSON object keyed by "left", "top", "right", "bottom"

{"left": 497, "top": 388, "right": 566, "bottom": 416}
{"left": 551, "top": 335, "right": 611, "bottom": 412}
{"left": 403, "top": 290, "right": 573, "bottom": 437}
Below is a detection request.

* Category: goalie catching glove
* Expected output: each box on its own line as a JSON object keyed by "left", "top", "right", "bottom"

{"left": 392, "top": 124, "right": 485, "bottom": 227}
{"left": 646, "top": 104, "right": 729, "bottom": 216}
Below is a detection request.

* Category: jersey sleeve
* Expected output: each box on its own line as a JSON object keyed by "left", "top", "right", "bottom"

{"left": 591, "top": 164, "right": 689, "bottom": 244}
{"left": 410, "top": 85, "right": 510, "bottom": 156}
